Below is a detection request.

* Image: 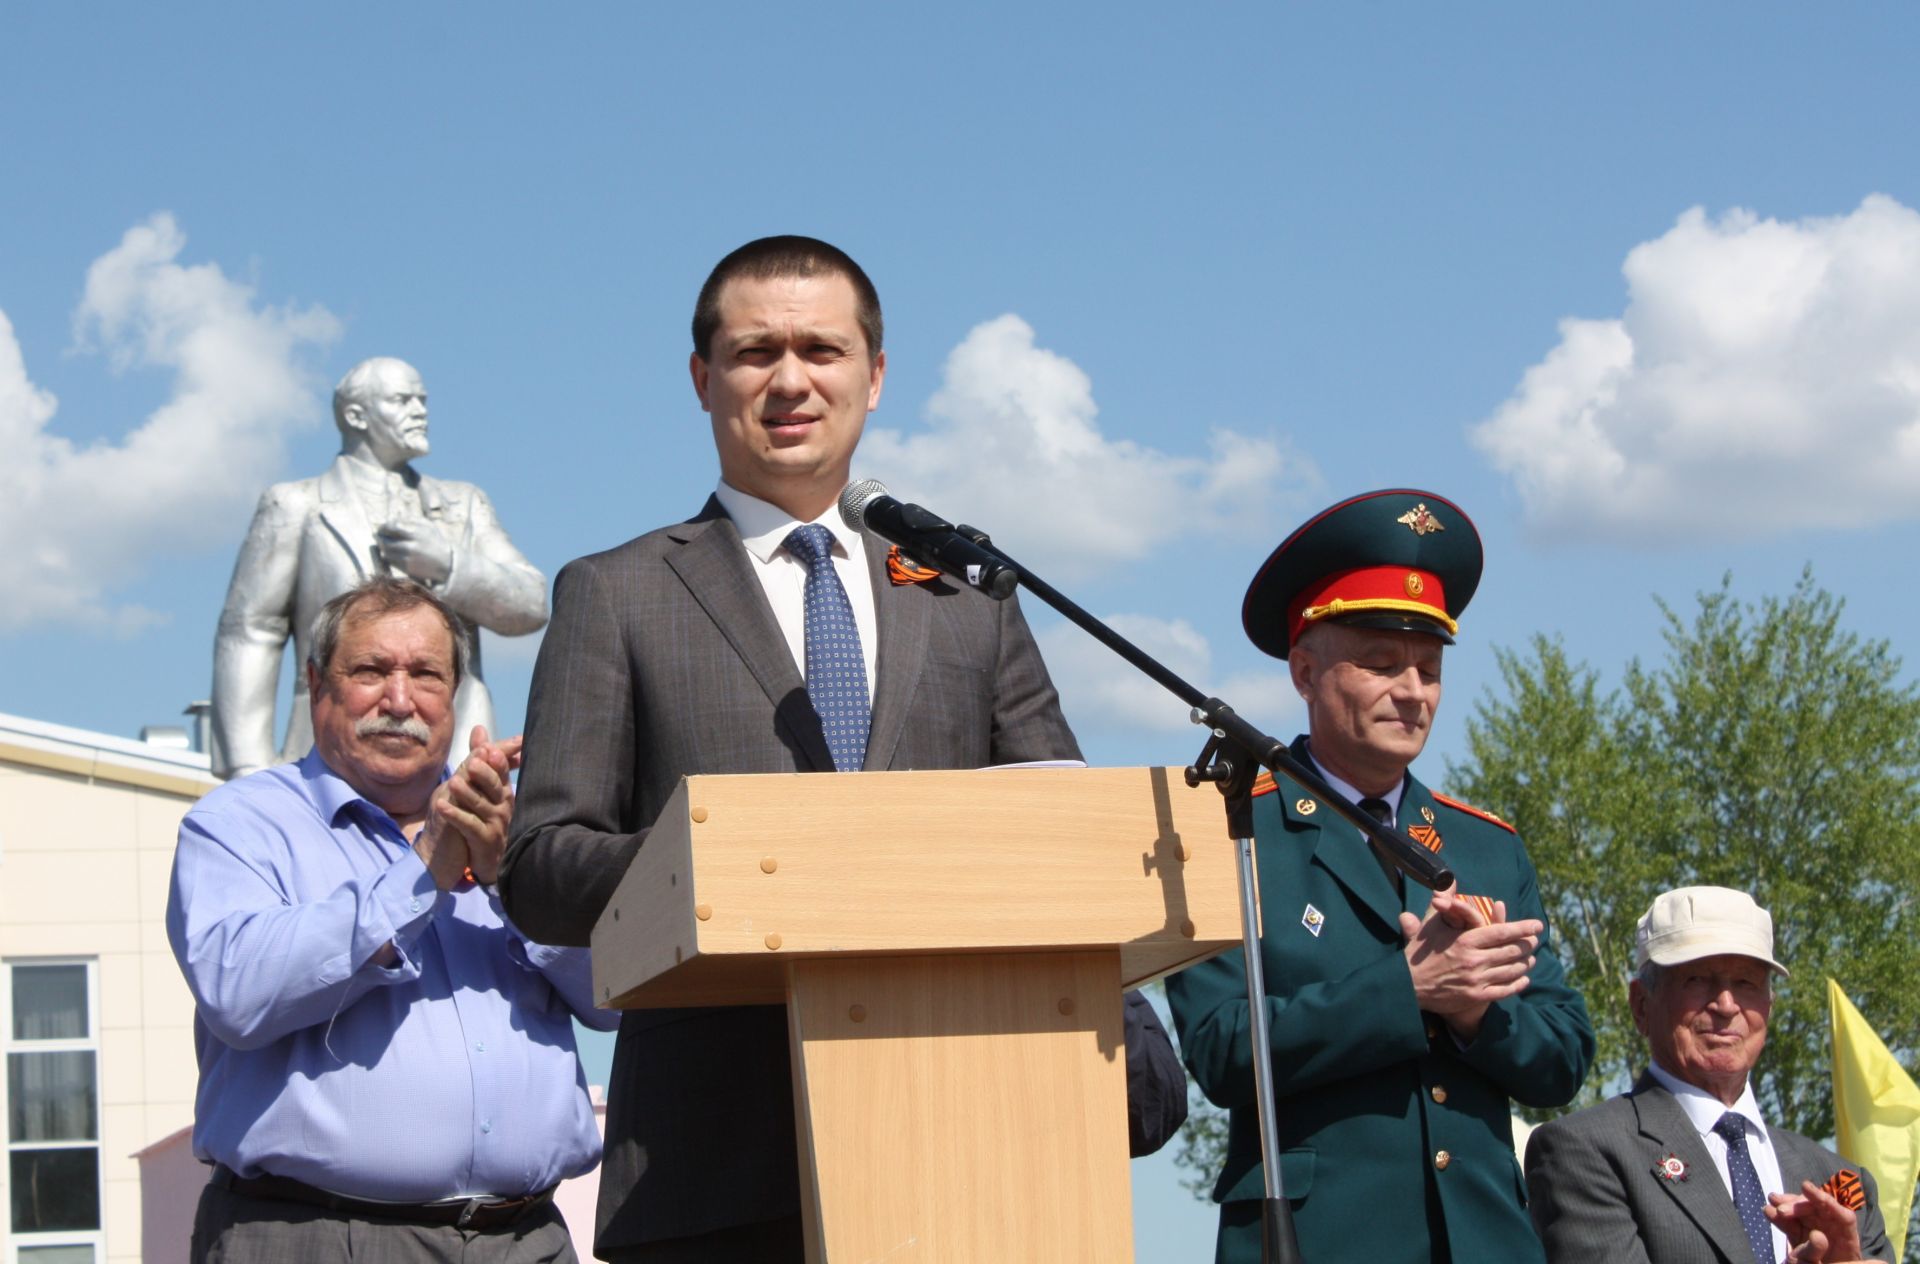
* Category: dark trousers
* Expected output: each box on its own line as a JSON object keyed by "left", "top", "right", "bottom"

{"left": 603, "top": 1213, "right": 804, "bottom": 1263}
{"left": 191, "top": 1180, "right": 578, "bottom": 1264}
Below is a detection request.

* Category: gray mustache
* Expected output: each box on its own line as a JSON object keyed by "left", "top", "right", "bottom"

{"left": 355, "top": 713, "right": 432, "bottom": 743}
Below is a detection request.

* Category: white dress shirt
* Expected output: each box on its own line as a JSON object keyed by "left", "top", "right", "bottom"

{"left": 1646, "top": 1061, "right": 1788, "bottom": 1262}
{"left": 1306, "top": 754, "right": 1407, "bottom": 829}
{"left": 713, "top": 481, "right": 879, "bottom": 690}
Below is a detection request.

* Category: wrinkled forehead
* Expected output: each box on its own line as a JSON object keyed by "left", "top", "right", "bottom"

{"left": 335, "top": 603, "right": 456, "bottom": 664}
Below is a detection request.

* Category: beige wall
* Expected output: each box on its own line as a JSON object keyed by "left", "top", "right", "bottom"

{"left": 1, "top": 719, "right": 215, "bottom": 1264}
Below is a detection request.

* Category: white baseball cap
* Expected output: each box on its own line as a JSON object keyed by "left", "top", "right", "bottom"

{"left": 1633, "top": 886, "right": 1788, "bottom": 976}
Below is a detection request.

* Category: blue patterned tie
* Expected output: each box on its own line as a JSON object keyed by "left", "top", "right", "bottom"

{"left": 784, "top": 524, "right": 870, "bottom": 773}
{"left": 1714, "top": 1112, "right": 1775, "bottom": 1264}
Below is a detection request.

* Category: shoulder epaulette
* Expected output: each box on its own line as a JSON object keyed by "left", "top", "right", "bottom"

{"left": 1431, "top": 791, "right": 1517, "bottom": 833}
{"left": 1251, "top": 771, "right": 1279, "bottom": 798}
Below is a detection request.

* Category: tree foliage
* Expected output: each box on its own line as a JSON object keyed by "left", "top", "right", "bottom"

{"left": 1176, "top": 571, "right": 1920, "bottom": 1226}
{"left": 1451, "top": 570, "right": 1920, "bottom": 1140}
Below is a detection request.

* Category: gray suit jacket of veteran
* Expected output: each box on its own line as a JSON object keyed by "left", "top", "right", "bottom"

{"left": 498, "top": 499, "right": 1085, "bottom": 1252}
{"left": 1525, "top": 1071, "right": 1893, "bottom": 1263}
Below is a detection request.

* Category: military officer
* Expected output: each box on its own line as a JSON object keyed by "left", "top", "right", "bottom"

{"left": 1167, "top": 488, "right": 1595, "bottom": 1264}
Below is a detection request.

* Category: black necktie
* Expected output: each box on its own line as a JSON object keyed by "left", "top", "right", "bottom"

{"left": 1359, "top": 797, "right": 1401, "bottom": 893}
{"left": 1713, "top": 1112, "right": 1775, "bottom": 1264}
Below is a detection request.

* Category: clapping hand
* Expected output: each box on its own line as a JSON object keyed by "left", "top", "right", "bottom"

{"left": 1400, "top": 885, "right": 1538, "bottom": 1042}
{"left": 1768, "top": 1181, "right": 1871, "bottom": 1264}
{"left": 415, "top": 726, "right": 525, "bottom": 889}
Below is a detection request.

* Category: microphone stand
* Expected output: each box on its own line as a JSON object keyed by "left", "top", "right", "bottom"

{"left": 954, "top": 525, "right": 1454, "bottom": 1264}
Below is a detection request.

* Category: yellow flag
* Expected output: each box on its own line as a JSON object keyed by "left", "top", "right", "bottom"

{"left": 1829, "top": 977, "right": 1920, "bottom": 1260}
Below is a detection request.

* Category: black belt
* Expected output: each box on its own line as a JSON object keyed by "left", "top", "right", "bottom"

{"left": 210, "top": 1164, "right": 555, "bottom": 1230}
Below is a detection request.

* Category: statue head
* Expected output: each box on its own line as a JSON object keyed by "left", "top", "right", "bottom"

{"left": 334, "top": 357, "right": 430, "bottom": 470}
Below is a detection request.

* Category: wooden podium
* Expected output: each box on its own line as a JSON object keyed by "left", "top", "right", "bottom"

{"left": 590, "top": 766, "right": 1245, "bottom": 1262}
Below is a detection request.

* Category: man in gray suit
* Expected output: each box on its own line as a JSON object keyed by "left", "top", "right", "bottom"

{"left": 499, "top": 237, "right": 1182, "bottom": 1262}
{"left": 1526, "top": 887, "right": 1892, "bottom": 1263}
{"left": 211, "top": 356, "right": 547, "bottom": 778}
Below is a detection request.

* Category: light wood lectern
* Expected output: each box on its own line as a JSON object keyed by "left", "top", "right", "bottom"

{"left": 590, "top": 766, "right": 1245, "bottom": 1262}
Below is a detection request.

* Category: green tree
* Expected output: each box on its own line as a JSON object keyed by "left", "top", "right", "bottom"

{"left": 1454, "top": 571, "right": 1920, "bottom": 1140}
{"left": 1176, "top": 571, "right": 1920, "bottom": 1246}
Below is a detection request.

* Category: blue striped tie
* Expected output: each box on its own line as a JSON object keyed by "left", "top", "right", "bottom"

{"left": 1714, "top": 1112, "right": 1776, "bottom": 1264}
{"left": 784, "top": 524, "right": 870, "bottom": 773}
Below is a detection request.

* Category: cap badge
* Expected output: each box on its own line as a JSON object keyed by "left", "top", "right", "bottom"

{"left": 1301, "top": 904, "right": 1325, "bottom": 937}
{"left": 1404, "top": 571, "right": 1425, "bottom": 597}
{"left": 1397, "top": 504, "right": 1445, "bottom": 536}
{"left": 1295, "top": 798, "right": 1318, "bottom": 816}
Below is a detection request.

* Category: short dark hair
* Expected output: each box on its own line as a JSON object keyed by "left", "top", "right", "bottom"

{"left": 307, "top": 577, "right": 469, "bottom": 686}
{"left": 691, "top": 235, "right": 883, "bottom": 362}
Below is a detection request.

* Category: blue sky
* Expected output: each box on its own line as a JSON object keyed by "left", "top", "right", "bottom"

{"left": 4, "top": 5, "right": 1917, "bottom": 1257}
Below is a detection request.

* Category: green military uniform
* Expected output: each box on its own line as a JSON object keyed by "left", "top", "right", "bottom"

{"left": 1167, "top": 488, "right": 1595, "bottom": 1263}
{"left": 1167, "top": 736, "right": 1593, "bottom": 1263}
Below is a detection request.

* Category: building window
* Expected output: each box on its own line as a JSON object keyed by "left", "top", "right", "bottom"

{"left": 4, "top": 961, "right": 100, "bottom": 1264}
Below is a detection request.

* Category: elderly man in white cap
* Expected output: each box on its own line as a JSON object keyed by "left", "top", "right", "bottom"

{"left": 1525, "top": 887, "right": 1892, "bottom": 1264}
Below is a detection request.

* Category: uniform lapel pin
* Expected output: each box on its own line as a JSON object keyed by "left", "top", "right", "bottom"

{"left": 1301, "top": 904, "right": 1325, "bottom": 937}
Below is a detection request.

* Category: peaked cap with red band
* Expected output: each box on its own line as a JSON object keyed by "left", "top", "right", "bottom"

{"left": 1242, "top": 488, "right": 1483, "bottom": 659}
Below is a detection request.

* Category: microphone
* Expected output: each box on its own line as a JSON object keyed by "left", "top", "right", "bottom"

{"left": 838, "top": 480, "right": 1020, "bottom": 599}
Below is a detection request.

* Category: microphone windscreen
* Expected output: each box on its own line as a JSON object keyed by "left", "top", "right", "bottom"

{"left": 838, "top": 479, "right": 889, "bottom": 531}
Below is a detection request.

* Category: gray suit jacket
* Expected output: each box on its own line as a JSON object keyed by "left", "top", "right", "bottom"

{"left": 1525, "top": 1071, "right": 1892, "bottom": 1263}
{"left": 212, "top": 455, "right": 547, "bottom": 773}
{"left": 499, "top": 500, "right": 1085, "bottom": 1251}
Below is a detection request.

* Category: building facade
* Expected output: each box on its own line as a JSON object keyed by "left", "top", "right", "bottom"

{"left": 1, "top": 712, "right": 215, "bottom": 1264}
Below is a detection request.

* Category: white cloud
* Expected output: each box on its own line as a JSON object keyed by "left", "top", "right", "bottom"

{"left": 1037, "top": 613, "right": 1298, "bottom": 746}
{"left": 0, "top": 214, "right": 339, "bottom": 630}
{"left": 1472, "top": 195, "right": 1920, "bottom": 542}
{"left": 859, "top": 314, "right": 1314, "bottom": 580}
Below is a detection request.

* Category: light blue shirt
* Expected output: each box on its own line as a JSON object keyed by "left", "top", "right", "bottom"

{"left": 166, "top": 750, "right": 619, "bottom": 1201}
